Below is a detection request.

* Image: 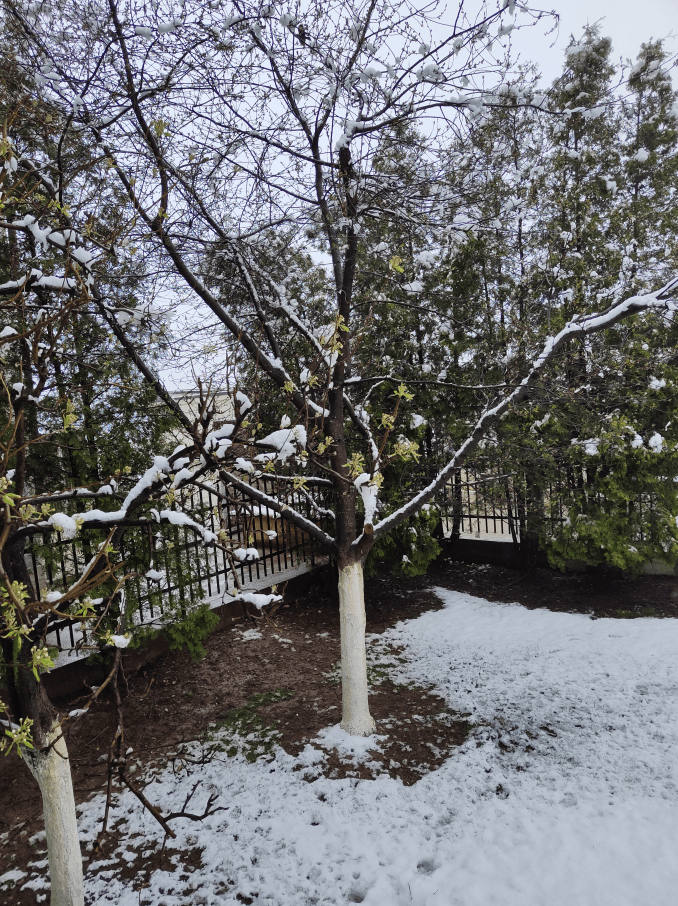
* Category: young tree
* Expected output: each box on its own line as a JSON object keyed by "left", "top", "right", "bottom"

{"left": 2, "top": 5, "right": 678, "bottom": 899}
{"left": 5, "top": 0, "right": 677, "bottom": 744}
{"left": 0, "top": 105, "right": 268, "bottom": 904}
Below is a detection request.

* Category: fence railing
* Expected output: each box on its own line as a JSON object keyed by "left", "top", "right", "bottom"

{"left": 29, "top": 475, "right": 331, "bottom": 652}
{"left": 435, "top": 465, "right": 669, "bottom": 549}
{"left": 407, "top": 459, "right": 667, "bottom": 549}
{"left": 437, "top": 469, "right": 521, "bottom": 542}
{"left": 29, "top": 462, "right": 671, "bottom": 659}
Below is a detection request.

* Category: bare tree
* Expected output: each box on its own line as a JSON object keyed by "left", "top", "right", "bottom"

{"left": 5, "top": 0, "right": 678, "bottom": 743}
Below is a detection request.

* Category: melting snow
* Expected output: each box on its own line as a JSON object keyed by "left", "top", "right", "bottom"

{"left": 313, "top": 724, "right": 386, "bottom": 761}
{"left": 46, "top": 590, "right": 678, "bottom": 905}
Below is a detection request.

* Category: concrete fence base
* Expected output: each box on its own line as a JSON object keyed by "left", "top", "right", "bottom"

{"left": 441, "top": 535, "right": 678, "bottom": 576}
{"left": 7, "top": 543, "right": 676, "bottom": 705}
{"left": 40, "top": 573, "right": 318, "bottom": 703}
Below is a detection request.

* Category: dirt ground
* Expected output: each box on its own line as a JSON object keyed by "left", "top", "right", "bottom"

{"left": 2, "top": 558, "right": 677, "bottom": 903}
{"left": 427, "top": 555, "right": 678, "bottom": 618}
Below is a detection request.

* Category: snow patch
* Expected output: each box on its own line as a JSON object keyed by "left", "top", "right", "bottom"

{"left": 313, "top": 724, "right": 386, "bottom": 761}
{"left": 111, "top": 635, "right": 130, "bottom": 649}
{"left": 48, "top": 512, "right": 78, "bottom": 539}
{"left": 648, "top": 432, "right": 664, "bottom": 453}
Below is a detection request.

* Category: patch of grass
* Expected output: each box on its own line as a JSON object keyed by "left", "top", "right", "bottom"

{"left": 367, "top": 660, "right": 400, "bottom": 686}
{"left": 324, "top": 641, "right": 410, "bottom": 688}
{"left": 614, "top": 607, "right": 656, "bottom": 619}
{"left": 205, "top": 688, "right": 295, "bottom": 762}
{"left": 322, "top": 660, "right": 342, "bottom": 685}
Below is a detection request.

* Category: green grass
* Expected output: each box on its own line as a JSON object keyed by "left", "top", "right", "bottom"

{"left": 204, "top": 688, "right": 295, "bottom": 763}
{"left": 614, "top": 607, "right": 656, "bottom": 619}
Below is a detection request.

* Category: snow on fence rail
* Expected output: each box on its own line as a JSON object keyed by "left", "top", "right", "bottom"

{"left": 30, "top": 464, "right": 668, "bottom": 665}
{"left": 29, "top": 475, "right": 331, "bottom": 656}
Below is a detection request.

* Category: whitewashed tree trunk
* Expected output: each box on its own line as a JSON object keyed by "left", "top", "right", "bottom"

{"left": 338, "top": 560, "right": 376, "bottom": 736}
{"left": 22, "top": 723, "right": 84, "bottom": 906}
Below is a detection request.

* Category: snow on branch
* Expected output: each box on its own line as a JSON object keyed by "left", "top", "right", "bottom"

{"left": 218, "top": 468, "right": 335, "bottom": 551}
{"left": 369, "top": 278, "right": 678, "bottom": 542}
{"left": 295, "top": 486, "right": 336, "bottom": 521}
{"left": 0, "top": 215, "right": 97, "bottom": 290}
{"left": 29, "top": 453, "right": 216, "bottom": 546}
{"left": 225, "top": 591, "right": 282, "bottom": 611}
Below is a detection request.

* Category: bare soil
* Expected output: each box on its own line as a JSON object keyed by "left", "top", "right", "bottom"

{"left": 427, "top": 556, "right": 678, "bottom": 619}
{"left": 1, "top": 559, "right": 677, "bottom": 903}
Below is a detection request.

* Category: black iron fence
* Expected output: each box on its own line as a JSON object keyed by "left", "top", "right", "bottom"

{"left": 29, "top": 462, "right": 672, "bottom": 656}
{"left": 433, "top": 463, "right": 670, "bottom": 551}
{"left": 437, "top": 469, "right": 521, "bottom": 542}
{"left": 29, "top": 475, "right": 331, "bottom": 651}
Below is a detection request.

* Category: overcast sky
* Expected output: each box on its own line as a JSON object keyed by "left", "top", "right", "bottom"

{"left": 510, "top": 0, "right": 677, "bottom": 84}
{"left": 163, "top": 0, "right": 677, "bottom": 391}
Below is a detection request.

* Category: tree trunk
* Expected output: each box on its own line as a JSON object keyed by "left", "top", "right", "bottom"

{"left": 338, "top": 560, "right": 375, "bottom": 737}
{"left": 22, "top": 723, "right": 84, "bottom": 906}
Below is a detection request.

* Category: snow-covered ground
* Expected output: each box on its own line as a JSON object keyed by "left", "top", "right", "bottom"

{"left": 11, "top": 587, "right": 678, "bottom": 905}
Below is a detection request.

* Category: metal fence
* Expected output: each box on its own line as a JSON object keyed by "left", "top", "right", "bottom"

{"left": 30, "top": 475, "right": 331, "bottom": 651}
{"left": 437, "top": 469, "right": 520, "bottom": 543}
{"left": 29, "top": 462, "right": 670, "bottom": 657}
{"left": 433, "top": 463, "right": 665, "bottom": 546}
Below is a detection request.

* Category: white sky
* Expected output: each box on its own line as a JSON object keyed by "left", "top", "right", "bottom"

{"left": 510, "top": 0, "right": 677, "bottom": 84}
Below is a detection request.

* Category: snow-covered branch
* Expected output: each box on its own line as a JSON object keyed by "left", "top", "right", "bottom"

{"left": 370, "top": 278, "right": 678, "bottom": 542}
{"left": 218, "top": 468, "right": 335, "bottom": 551}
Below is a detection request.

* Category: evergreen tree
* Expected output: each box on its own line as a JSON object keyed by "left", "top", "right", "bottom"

{"left": 0, "top": 56, "right": 175, "bottom": 494}
{"left": 540, "top": 39, "right": 678, "bottom": 571}
{"left": 480, "top": 32, "right": 678, "bottom": 571}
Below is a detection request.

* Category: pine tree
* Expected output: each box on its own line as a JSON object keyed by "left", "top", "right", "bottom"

{"left": 491, "top": 33, "right": 678, "bottom": 571}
